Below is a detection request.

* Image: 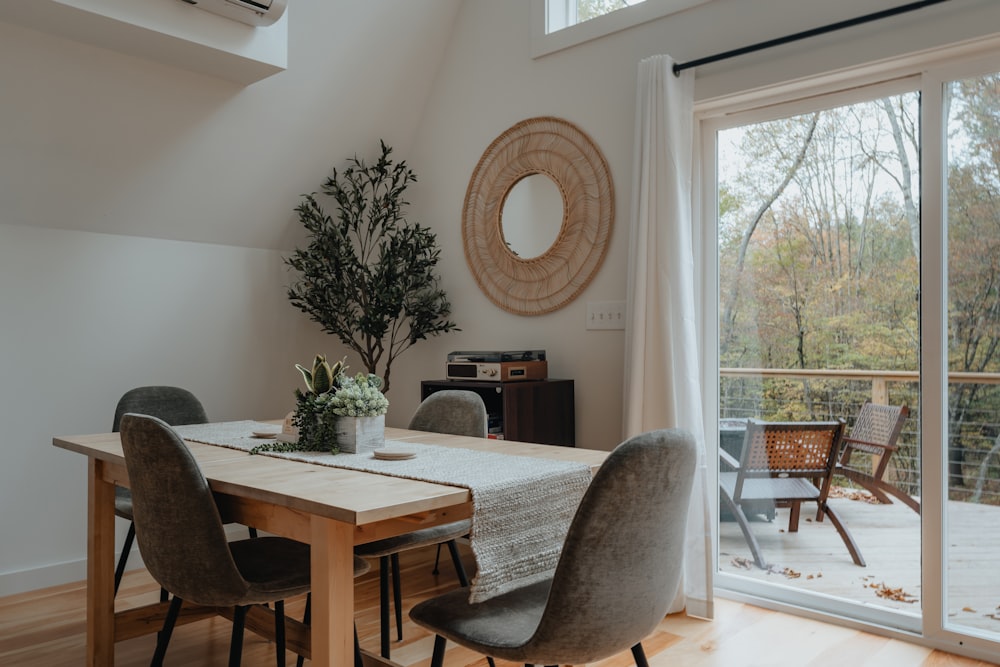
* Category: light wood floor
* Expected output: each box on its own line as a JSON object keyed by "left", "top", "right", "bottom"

{"left": 0, "top": 545, "right": 996, "bottom": 667}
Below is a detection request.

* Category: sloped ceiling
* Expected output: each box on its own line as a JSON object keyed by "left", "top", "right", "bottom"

{"left": 0, "top": 0, "right": 464, "bottom": 249}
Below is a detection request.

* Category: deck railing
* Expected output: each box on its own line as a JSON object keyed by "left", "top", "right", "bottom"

{"left": 719, "top": 368, "right": 1000, "bottom": 505}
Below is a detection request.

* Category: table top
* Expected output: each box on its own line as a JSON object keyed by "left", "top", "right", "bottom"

{"left": 53, "top": 426, "right": 608, "bottom": 528}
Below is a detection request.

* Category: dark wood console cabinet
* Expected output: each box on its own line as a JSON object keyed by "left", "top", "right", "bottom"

{"left": 420, "top": 379, "right": 575, "bottom": 447}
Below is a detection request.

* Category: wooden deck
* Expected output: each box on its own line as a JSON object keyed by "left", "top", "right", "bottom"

{"left": 719, "top": 488, "right": 1000, "bottom": 635}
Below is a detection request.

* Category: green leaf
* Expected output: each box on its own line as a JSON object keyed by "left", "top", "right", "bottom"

{"left": 284, "top": 141, "right": 461, "bottom": 394}
{"left": 295, "top": 363, "right": 314, "bottom": 394}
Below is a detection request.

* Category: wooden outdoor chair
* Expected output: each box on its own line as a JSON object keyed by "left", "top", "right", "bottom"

{"left": 832, "top": 401, "right": 916, "bottom": 512}
{"left": 719, "top": 419, "right": 865, "bottom": 569}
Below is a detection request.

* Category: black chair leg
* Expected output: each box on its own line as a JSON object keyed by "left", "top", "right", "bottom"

{"left": 114, "top": 522, "right": 135, "bottom": 595}
{"left": 487, "top": 658, "right": 496, "bottom": 667}
{"left": 230, "top": 605, "right": 248, "bottom": 667}
{"left": 430, "top": 635, "right": 447, "bottom": 667}
{"left": 432, "top": 543, "right": 443, "bottom": 574}
{"left": 151, "top": 595, "right": 183, "bottom": 667}
{"left": 113, "top": 521, "right": 169, "bottom": 602}
{"left": 632, "top": 642, "right": 650, "bottom": 667}
{"left": 274, "top": 600, "right": 286, "bottom": 667}
{"left": 446, "top": 539, "right": 469, "bottom": 587}
{"left": 379, "top": 555, "right": 391, "bottom": 658}
{"left": 390, "top": 553, "right": 403, "bottom": 641}
{"left": 249, "top": 527, "right": 259, "bottom": 539}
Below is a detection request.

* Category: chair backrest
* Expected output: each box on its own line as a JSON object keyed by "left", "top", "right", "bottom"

{"left": 526, "top": 429, "right": 697, "bottom": 664}
{"left": 844, "top": 401, "right": 909, "bottom": 454}
{"left": 408, "top": 390, "right": 488, "bottom": 438}
{"left": 112, "top": 386, "right": 208, "bottom": 432}
{"left": 737, "top": 419, "right": 845, "bottom": 480}
{"left": 119, "top": 413, "right": 250, "bottom": 606}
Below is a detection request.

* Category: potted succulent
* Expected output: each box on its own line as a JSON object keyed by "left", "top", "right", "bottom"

{"left": 290, "top": 354, "right": 388, "bottom": 454}
{"left": 251, "top": 354, "right": 391, "bottom": 455}
{"left": 329, "top": 373, "right": 389, "bottom": 452}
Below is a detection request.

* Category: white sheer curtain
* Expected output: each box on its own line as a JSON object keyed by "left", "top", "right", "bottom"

{"left": 623, "top": 54, "right": 713, "bottom": 619}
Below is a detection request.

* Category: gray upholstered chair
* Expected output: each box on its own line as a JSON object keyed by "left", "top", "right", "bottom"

{"left": 354, "top": 389, "right": 486, "bottom": 659}
{"left": 120, "top": 413, "right": 341, "bottom": 667}
{"left": 409, "top": 428, "right": 697, "bottom": 667}
{"left": 111, "top": 386, "right": 209, "bottom": 596}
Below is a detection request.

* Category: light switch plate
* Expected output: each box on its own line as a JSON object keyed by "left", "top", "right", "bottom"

{"left": 586, "top": 301, "right": 626, "bottom": 330}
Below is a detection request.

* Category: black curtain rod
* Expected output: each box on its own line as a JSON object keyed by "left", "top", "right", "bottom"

{"left": 672, "top": 0, "right": 951, "bottom": 76}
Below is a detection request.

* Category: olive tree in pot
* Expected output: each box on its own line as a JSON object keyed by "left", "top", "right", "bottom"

{"left": 285, "top": 141, "right": 458, "bottom": 395}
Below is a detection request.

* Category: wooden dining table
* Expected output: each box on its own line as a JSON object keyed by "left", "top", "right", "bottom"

{"left": 53, "top": 425, "right": 608, "bottom": 667}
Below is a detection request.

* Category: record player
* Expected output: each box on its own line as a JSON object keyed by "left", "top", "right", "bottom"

{"left": 446, "top": 350, "right": 547, "bottom": 382}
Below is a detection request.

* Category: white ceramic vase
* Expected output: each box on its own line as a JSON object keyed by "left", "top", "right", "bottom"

{"left": 336, "top": 414, "right": 385, "bottom": 453}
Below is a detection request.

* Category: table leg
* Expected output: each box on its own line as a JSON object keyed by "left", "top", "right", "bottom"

{"left": 310, "top": 516, "right": 355, "bottom": 667}
{"left": 87, "top": 458, "right": 116, "bottom": 666}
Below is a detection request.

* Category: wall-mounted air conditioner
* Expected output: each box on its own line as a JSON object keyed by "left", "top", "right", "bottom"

{"left": 180, "top": 0, "right": 287, "bottom": 28}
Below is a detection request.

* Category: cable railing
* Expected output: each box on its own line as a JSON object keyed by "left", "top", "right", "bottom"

{"left": 719, "top": 368, "right": 1000, "bottom": 506}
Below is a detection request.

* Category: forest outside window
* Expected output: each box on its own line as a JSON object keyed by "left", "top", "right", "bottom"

{"left": 706, "top": 41, "right": 1000, "bottom": 655}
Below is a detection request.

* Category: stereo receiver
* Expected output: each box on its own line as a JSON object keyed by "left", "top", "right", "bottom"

{"left": 446, "top": 350, "right": 547, "bottom": 382}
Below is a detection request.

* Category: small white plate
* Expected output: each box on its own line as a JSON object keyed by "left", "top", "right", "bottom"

{"left": 372, "top": 449, "right": 415, "bottom": 461}
{"left": 251, "top": 430, "right": 280, "bottom": 439}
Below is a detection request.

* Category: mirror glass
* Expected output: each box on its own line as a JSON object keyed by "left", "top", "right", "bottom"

{"left": 500, "top": 174, "right": 564, "bottom": 259}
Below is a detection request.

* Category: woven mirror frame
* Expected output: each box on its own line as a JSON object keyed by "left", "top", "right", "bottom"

{"left": 462, "top": 116, "right": 614, "bottom": 315}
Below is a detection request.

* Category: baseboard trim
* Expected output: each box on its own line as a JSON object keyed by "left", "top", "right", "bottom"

{"left": 0, "top": 557, "right": 92, "bottom": 598}
{"left": 0, "top": 524, "right": 253, "bottom": 597}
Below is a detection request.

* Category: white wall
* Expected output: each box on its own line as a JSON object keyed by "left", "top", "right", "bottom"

{"left": 0, "top": 0, "right": 462, "bottom": 595}
{"left": 0, "top": 223, "right": 334, "bottom": 594}
{"left": 2, "top": 0, "right": 999, "bottom": 596}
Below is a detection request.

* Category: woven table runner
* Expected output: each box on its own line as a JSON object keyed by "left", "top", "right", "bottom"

{"left": 173, "top": 420, "right": 591, "bottom": 602}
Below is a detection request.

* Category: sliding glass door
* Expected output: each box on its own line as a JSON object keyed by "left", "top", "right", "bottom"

{"left": 711, "top": 81, "right": 923, "bottom": 630}
{"left": 944, "top": 68, "right": 1000, "bottom": 643}
{"left": 702, "top": 49, "right": 1000, "bottom": 659}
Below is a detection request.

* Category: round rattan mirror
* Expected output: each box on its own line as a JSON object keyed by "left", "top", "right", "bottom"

{"left": 463, "top": 116, "right": 614, "bottom": 315}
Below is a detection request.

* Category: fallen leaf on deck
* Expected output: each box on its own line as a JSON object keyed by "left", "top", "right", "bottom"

{"left": 762, "top": 565, "right": 803, "bottom": 579}
{"left": 829, "top": 486, "right": 885, "bottom": 504}
{"left": 731, "top": 557, "right": 754, "bottom": 570}
{"left": 866, "top": 581, "right": 918, "bottom": 603}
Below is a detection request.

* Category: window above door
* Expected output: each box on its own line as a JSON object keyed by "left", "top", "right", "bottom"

{"left": 531, "top": 0, "right": 711, "bottom": 58}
